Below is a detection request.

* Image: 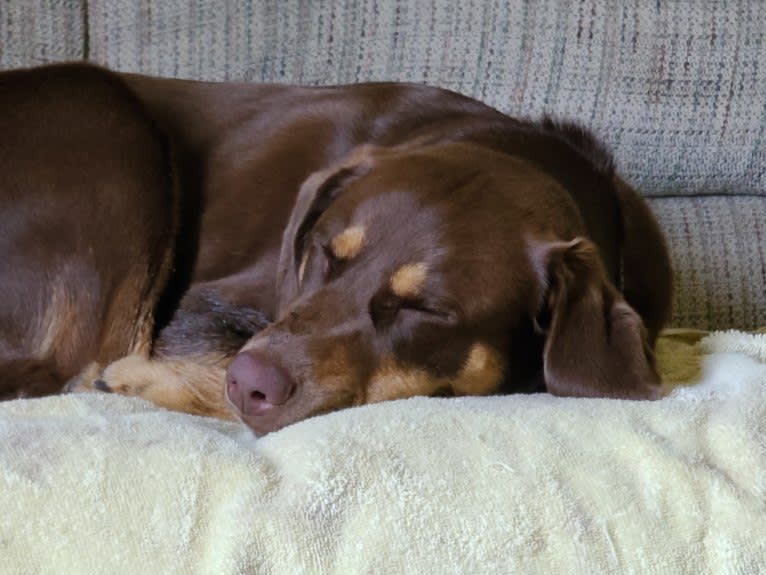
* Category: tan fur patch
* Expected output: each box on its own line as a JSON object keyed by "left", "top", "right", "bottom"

{"left": 390, "top": 263, "right": 428, "bottom": 298}
{"left": 331, "top": 226, "right": 366, "bottom": 260}
{"left": 37, "top": 282, "right": 80, "bottom": 360}
{"left": 37, "top": 284, "right": 77, "bottom": 356}
{"left": 310, "top": 344, "right": 361, "bottom": 403}
{"left": 367, "top": 343, "right": 504, "bottom": 402}
{"left": 452, "top": 343, "right": 505, "bottom": 395}
{"left": 297, "top": 252, "right": 309, "bottom": 285}
{"left": 367, "top": 359, "right": 443, "bottom": 403}
{"left": 72, "top": 354, "right": 236, "bottom": 420}
{"left": 314, "top": 344, "right": 352, "bottom": 380}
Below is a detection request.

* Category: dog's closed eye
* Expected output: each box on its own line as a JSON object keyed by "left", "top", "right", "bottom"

{"left": 321, "top": 244, "right": 346, "bottom": 280}
{"left": 369, "top": 291, "right": 455, "bottom": 329}
{"left": 369, "top": 292, "right": 401, "bottom": 327}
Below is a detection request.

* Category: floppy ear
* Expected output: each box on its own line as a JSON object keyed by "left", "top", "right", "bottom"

{"left": 530, "top": 237, "right": 661, "bottom": 399}
{"left": 276, "top": 146, "right": 376, "bottom": 312}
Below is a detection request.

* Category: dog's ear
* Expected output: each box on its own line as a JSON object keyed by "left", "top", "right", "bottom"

{"left": 529, "top": 237, "right": 661, "bottom": 399}
{"left": 276, "top": 146, "right": 376, "bottom": 312}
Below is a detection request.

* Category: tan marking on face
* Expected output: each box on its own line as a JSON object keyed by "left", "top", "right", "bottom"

{"left": 367, "top": 343, "right": 504, "bottom": 402}
{"left": 366, "top": 358, "right": 444, "bottom": 403}
{"left": 313, "top": 343, "right": 352, "bottom": 382}
{"left": 452, "top": 343, "right": 505, "bottom": 395}
{"left": 331, "top": 226, "right": 366, "bottom": 260}
{"left": 390, "top": 262, "right": 428, "bottom": 299}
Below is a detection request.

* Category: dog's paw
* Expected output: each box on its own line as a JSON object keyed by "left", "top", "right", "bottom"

{"left": 62, "top": 362, "right": 103, "bottom": 394}
{"left": 91, "top": 355, "right": 159, "bottom": 397}
{"left": 92, "top": 379, "right": 114, "bottom": 393}
{"left": 68, "top": 355, "right": 236, "bottom": 420}
{"left": 62, "top": 356, "right": 154, "bottom": 397}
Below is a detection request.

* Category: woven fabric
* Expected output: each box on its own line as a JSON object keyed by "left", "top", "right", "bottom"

{"left": 650, "top": 195, "right": 766, "bottom": 329}
{"left": 84, "top": 0, "right": 766, "bottom": 198}
{"left": 1, "top": 0, "right": 764, "bottom": 329}
{"left": 0, "top": 0, "right": 85, "bottom": 68}
{"left": 2, "top": 333, "right": 766, "bottom": 573}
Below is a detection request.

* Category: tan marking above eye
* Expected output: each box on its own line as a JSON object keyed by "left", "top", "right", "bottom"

{"left": 331, "top": 226, "right": 366, "bottom": 260}
{"left": 390, "top": 262, "right": 428, "bottom": 298}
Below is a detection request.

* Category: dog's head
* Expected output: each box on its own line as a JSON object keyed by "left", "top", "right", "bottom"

{"left": 225, "top": 143, "right": 660, "bottom": 434}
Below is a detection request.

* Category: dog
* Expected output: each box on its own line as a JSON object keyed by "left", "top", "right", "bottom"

{"left": 0, "top": 63, "right": 672, "bottom": 435}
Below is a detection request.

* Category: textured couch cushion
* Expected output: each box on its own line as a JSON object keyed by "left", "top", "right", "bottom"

{"left": 1, "top": 1, "right": 764, "bottom": 329}
{"left": 85, "top": 0, "right": 766, "bottom": 199}
{"left": 650, "top": 196, "right": 766, "bottom": 329}
{"left": 82, "top": 0, "right": 766, "bottom": 328}
{"left": 0, "top": 1, "right": 85, "bottom": 67}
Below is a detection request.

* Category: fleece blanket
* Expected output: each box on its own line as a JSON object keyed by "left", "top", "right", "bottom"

{"left": 1, "top": 331, "right": 765, "bottom": 574}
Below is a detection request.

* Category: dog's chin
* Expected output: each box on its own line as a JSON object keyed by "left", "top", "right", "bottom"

{"left": 224, "top": 390, "right": 346, "bottom": 436}
{"left": 223, "top": 393, "right": 281, "bottom": 436}
{"left": 232, "top": 412, "right": 289, "bottom": 437}
{"left": 224, "top": 384, "right": 363, "bottom": 437}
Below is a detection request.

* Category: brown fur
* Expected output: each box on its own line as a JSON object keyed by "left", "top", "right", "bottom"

{"left": 0, "top": 64, "right": 177, "bottom": 398}
{"left": 0, "top": 63, "right": 673, "bottom": 435}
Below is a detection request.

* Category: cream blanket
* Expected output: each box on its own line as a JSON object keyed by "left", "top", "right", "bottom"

{"left": 1, "top": 331, "right": 765, "bottom": 574}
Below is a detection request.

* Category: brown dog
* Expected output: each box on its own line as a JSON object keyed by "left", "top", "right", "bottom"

{"left": 0, "top": 63, "right": 672, "bottom": 435}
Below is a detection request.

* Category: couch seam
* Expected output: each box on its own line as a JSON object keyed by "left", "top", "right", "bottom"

{"left": 647, "top": 193, "right": 766, "bottom": 201}
{"left": 81, "top": 0, "right": 90, "bottom": 60}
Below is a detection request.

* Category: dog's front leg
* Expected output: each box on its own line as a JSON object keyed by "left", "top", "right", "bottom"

{"left": 66, "top": 354, "right": 237, "bottom": 420}
{"left": 66, "top": 290, "right": 272, "bottom": 420}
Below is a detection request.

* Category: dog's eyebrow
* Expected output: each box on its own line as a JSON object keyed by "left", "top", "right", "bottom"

{"left": 330, "top": 226, "right": 366, "bottom": 260}
{"left": 391, "top": 263, "right": 428, "bottom": 298}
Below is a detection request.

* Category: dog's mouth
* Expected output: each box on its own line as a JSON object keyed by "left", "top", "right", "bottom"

{"left": 224, "top": 397, "right": 281, "bottom": 436}
{"left": 224, "top": 386, "right": 354, "bottom": 436}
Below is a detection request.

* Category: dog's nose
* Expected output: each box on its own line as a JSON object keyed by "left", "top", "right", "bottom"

{"left": 226, "top": 352, "right": 296, "bottom": 414}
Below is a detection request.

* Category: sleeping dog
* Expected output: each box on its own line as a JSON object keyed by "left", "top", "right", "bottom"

{"left": 0, "top": 64, "right": 672, "bottom": 435}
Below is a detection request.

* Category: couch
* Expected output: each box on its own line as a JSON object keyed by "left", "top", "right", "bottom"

{"left": 1, "top": 1, "right": 765, "bottom": 573}
{"left": 3, "top": 0, "right": 765, "bottom": 330}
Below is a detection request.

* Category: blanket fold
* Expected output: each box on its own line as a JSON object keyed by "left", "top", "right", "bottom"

{"left": 1, "top": 330, "right": 765, "bottom": 574}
